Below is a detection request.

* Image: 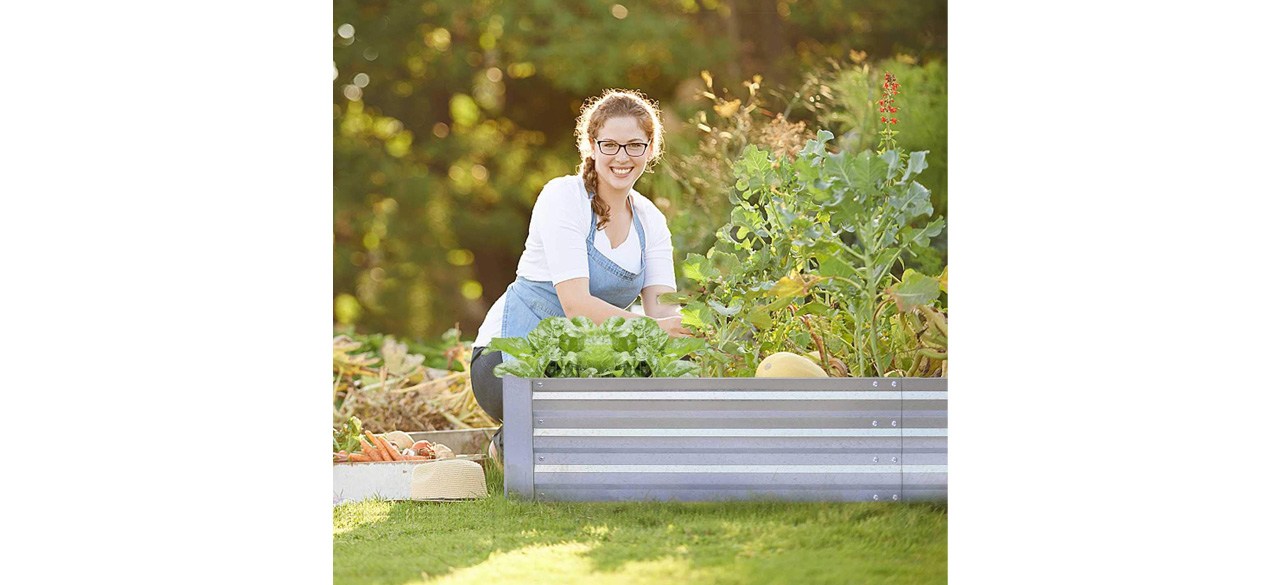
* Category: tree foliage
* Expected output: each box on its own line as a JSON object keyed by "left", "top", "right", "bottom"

{"left": 334, "top": 0, "right": 947, "bottom": 341}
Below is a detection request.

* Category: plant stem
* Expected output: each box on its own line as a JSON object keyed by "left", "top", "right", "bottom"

{"left": 851, "top": 310, "right": 868, "bottom": 375}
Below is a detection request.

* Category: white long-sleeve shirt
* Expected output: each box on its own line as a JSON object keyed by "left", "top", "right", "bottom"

{"left": 474, "top": 175, "right": 677, "bottom": 347}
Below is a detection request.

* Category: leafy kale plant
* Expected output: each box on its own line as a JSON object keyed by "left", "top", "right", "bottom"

{"left": 487, "top": 316, "right": 706, "bottom": 378}
{"left": 662, "top": 72, "right": 947, "bottom": 378}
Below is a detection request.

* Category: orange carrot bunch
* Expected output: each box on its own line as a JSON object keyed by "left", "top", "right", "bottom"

{"left": 335, "top": 430, "right": 453, "bottom": 464}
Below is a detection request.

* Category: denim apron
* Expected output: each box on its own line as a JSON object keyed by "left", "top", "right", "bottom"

{"left": 498, "top": 196, "right": 648, "bottom": 363}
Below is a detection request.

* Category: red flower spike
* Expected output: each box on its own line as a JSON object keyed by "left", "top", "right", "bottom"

{"left": 881, "top": 116, "right": 887, "bottom": 123}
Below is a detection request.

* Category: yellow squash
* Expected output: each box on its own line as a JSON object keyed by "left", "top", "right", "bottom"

{"left": 755, "top": 352, "right": 830, "bottom": 378}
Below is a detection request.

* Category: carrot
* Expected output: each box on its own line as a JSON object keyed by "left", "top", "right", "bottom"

{"left": 363, "top": 431, "right": 389, "bottom": 460}
{"left": 365, "top": 431, "right": 396, "bottom": 461}
{"left": 360, "top": 437, "right": 383, "bottom": 461}
{"left": 349, "top": 453, "right": 372, "bottom": 462}
{"left": 377, "top": 435, "right": 404, "bottom": 461}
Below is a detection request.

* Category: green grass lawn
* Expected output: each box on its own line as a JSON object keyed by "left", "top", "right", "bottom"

{"left": 334, "top": 462, "right": 947, "bottom": 585}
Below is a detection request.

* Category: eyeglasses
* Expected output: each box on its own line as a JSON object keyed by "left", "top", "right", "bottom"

{"left": 596, "top": 140, "right": 650, "bottom": 157}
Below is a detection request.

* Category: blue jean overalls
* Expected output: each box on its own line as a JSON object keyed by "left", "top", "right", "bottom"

{"left": 498, "top": 195, "right": 648, "bottom": 362}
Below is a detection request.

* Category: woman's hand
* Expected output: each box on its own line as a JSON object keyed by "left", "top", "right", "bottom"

{"left": 656, "top": 315, "right": 691, "bottom": 338}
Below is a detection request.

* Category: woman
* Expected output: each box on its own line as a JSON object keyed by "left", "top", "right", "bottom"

{"left": 470, "top": 89, "right": 690, "bottom": 458}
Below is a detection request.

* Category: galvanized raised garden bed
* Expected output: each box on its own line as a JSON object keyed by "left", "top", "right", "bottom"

{"left": 502, "top": 376, "right": 946, "bottom": 502}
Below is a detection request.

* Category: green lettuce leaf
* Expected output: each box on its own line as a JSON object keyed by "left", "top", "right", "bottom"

{"left": 487, "top": 316, "right": 703, "bottom": 378}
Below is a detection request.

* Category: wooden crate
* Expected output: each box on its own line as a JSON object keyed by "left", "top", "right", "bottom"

{"left": 332, "top": 427, "right": 496, "bottom": 504}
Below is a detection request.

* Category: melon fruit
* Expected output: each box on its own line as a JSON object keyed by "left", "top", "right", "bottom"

{"left": 755, "top": 351, "right": 830, "bottom": 378}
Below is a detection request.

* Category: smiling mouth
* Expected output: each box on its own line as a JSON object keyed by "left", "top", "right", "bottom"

{"left": 609, "top": 166, "right": 634, "bottom": 177}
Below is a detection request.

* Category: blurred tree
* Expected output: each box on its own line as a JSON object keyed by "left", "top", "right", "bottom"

{"left": 334, "top": 0, "right": 947, "bottom": 341}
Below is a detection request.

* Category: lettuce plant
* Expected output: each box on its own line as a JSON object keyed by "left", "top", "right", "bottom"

{"left": 486, "top": 316, "right": 705, "bottom": 378}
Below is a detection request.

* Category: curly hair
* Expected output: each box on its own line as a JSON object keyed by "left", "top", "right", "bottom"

{"left": 573, "top": 89, "right": 664, "bottom": 230}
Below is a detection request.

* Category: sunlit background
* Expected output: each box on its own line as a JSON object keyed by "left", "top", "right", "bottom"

{"left": 333, "top": 0, "right": 947, "bottom": 342}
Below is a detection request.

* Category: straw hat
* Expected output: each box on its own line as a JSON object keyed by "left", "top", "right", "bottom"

{"left": 409, "top": 459, "right": 488, "bottom": 500}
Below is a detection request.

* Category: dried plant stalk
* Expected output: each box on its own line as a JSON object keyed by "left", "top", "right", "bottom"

{"left": 333, "top": 336, "right": 497, "bottom": 433}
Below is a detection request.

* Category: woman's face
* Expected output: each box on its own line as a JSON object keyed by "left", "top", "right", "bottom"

{"left": 591, "top": 115, "right": 653, "bottom": 196}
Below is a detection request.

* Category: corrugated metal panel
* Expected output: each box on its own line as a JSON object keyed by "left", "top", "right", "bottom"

{"left": 503, "top": 376, "right": 947, "bottom": 502}
{"left": 903, "top": 377, "right": 948, "bottom": 500}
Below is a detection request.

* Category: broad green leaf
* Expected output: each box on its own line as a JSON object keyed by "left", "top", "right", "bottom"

{"left": 899, "top": 181, "right": 933, "bottom": 220}
{"left": 824, "top": 151, "right": 857, "bottom": 192}
{"left": 599, "top": 316, "right": 628, "bottom": 336}
{"left": 773, "top": 202, "right": 798, "bottom": 228}
{"left": 799, "top": 129, "right": 834, "bottom": 158}
{"left": 887, "top": 269, "right": 941, "bottom": 311}
{"left": 527, "top": 317, "right": 568, "bottom": 349}
{"left": 663, "top": 337, "right": 708, "bottom": 358}
{"left": 903, "top": 151, "right": 930, "bottom": 182}
{"left": 611, "top": 330, "right": 639, "bottom": 352}
{"left": 682, "top": 253, "right": 713, "bottom": 282}
{"left": 708, "top": 297, "right": 744, "bottom": 316}
{"left": 681, "top": 300, "right": 711, "bottom": 329}
{"left": 869, "top": 249, "right": 899, "bottom": 281}
{"left": 829, "top": 201, "right": 863, "bottom": 233}
{"left": 732, "top": 145, "right": 772, "bottom": 192}
{"left": 712, "top": 249, "right": 742, "bottom": 276}
{"left": 902, "top": 217, "right": 945, "bottom": 250}
{"left": 624, "top": 317, "right": 665, "bottom": 346}
{"left": 793, "top": 152, "right": 822, "bottom": 184}
{"left": 816, "top": 254, "right": 858, "bottom": 280}
{"left": 849, "top": 149, "right": 890, "bottom": 194}
{"left": 487, "top": 336, "right": 531, "bottom": 357}
{"left": 769, "top": 275, "right": 806, "bottom": 299}
{"left": 655, "top": 360, "right": 700, "bottom": 378}
{"left": 657, "top": 291, "right": 692, "bottom": 305}
{"left": 939, "top": 266, "right": 948, "bottom": 293}
{"left": 794, "top": 301, "right": 828, "bottom": 317}
{"left": 880, "top": 149, "right": 902, "bottom": 181}
{"left": 744, "top": 305, "right": 772, "bottom": 329}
